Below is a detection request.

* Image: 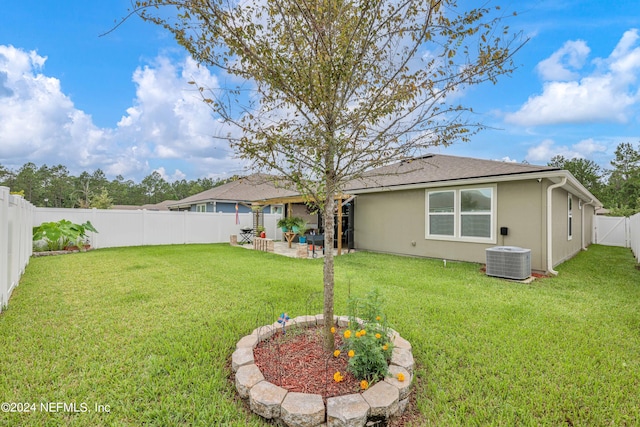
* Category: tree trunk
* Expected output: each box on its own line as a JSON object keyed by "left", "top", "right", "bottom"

{"left": 322, "top": 187, "right": 336, "bottom": 352}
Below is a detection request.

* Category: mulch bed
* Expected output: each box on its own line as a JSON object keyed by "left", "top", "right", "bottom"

{"left": 253, "top": 326, "right": 362, "bottom": 399}
{"left": 239, "top": 324, "right": 422, "bottom": 426}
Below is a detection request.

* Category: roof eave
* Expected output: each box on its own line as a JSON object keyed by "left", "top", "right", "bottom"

{"left": 348, "top": 170, "right": 602, "bottom": 207}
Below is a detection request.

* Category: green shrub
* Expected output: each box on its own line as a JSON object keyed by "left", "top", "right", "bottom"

{"left": 32, "top": 219, "right": 98, "bottom": 251}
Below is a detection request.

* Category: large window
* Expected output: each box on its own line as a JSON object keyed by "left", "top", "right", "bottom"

{"left": 426, "top": 186, "right": 495, "bottom": 242}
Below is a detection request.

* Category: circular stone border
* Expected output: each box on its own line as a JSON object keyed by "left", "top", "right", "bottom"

{"left": 231, "top": 314, "right": 414, "bottom": 427}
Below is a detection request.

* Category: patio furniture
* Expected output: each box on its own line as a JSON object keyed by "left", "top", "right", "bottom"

{"left": 240, "top": 228, "right": 254, "bottom": 244}
{"left": 284, "top": 231, "right": 296, "bottom": 248}
{"left": 308, "top": 234, "right": 324, "bottom": 258}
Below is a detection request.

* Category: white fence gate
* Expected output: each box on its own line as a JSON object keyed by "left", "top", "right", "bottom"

{"left": 595, "top": 216, "right": 631, "bottom": 247}
{"left": 0, "top": 187, "right": 35, "bottom": 313}
{"left": 595, "top": 214, "right": 640, "bottom": 262}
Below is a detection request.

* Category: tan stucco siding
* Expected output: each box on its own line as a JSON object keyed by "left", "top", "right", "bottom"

{"left": 353, "top": 180, "right": 550, "bottom": 270}
{"left": 550, "top": 188, "right": 591, "bottom": 267}
{"left": 494, "top": 180, "right": 546, "bottom": 271}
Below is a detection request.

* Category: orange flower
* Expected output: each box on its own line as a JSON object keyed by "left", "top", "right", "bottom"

{"left": 333, "top": 371, "right": 344, "bottom": 382}
{"left": 330, "top": 326, "right": 336, "bottom": 334}
{"left": 343, "top": 330, "right": 351, "bottom": 339}
{"left": 397, "top": 372, "right": 405, "bottom": 382}
{"left": 333, "top": 350, "right": 341, "bottom": 358}
{"left": 375, "top": 333, "right": 382, "bottom": 339}
{"left": 382, "top": 344, "right": 388, "bottom": 351}
{"left": 348, "top": 350, "right": 355, "bottom": 358}
{"left": 360, "top": 380, "right": 369, "bottom": 390}
{"left": 376, "top": 316, "right": 381, "bottom": 321}
{"left": 359, "top": 329, "right": 366, "bottom": 336}
{"left": 355, "top": 330, "right": 362, "bottom": 338}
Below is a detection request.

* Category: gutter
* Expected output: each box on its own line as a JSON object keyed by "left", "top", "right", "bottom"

{"left": 546, "top": 177, "right": 567, "bottom": 276}
{"left": 581, "top": 198, "right": 595, "bottom": 250}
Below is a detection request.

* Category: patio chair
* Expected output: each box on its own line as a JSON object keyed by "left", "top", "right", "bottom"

{"left": 307, "top": 234, "right": 324, "bottom": 258}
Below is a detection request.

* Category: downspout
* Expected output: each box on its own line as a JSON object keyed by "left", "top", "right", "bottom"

{"left": 581, "top": 198, "right": 595, "bottom": 250}
{"left": 547, "top": 177, "right": 567, "bottom": 276}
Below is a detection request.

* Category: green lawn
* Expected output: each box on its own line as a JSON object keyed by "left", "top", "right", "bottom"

{"left": 0, "top": 244, "right": 638, "bottom": 426}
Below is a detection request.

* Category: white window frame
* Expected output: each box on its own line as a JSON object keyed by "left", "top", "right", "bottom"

{"left": 567, "top": 194, "right": 573, "bottom": 240}
{"left": 425, "top": 185, "right": 497, "bottom": 244}
{"left": 196, "top": 203, "right": 207, "bottom": 212}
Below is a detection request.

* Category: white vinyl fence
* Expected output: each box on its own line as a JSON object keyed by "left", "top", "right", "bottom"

{"left": 631, "top": 213, "right": 640, "bottom": 262}
{"left": 33, "top": 208, "right": 284, "bottom": 249}
{"left": 1, "top": 187, "right": 35, "bottom": 313}
{"left": 595, "top": 214, "right": 640, "bottom": 262}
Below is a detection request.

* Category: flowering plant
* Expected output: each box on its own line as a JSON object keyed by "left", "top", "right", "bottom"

{"left": 340, "top": 288, "right": 393, "bottom": 383}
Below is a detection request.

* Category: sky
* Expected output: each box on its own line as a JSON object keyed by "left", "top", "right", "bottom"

{"left": 1, "top": 0, "right": 639, "bottom": 183}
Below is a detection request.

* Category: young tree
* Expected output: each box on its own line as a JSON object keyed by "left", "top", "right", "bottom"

{"left": 606, "top": 142, "right": 640, "bottom": 214}
{"left": 547, "top": 155, "right": 604, "bottom": 199}
{"left": 130, "top": 0, "right": 524, "bottom": 350}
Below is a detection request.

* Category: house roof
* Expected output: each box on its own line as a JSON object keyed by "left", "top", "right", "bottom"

{"left": 112, "top": 200, "right": 177, "bottom": 211}
{"left": 345, "top": 154, "right": 558, "bottom": 190}
{"left": 345, "top": 154, "right": 602, "bottom": 206}
{"left": 168, "top": 173, "right": 299, "bottom": 208}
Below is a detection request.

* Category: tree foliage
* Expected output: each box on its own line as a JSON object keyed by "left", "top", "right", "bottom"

{"left": 0, "top": 163, "right": 229, "bottom": 208}
{"left": 130, "top": 0, "right": 525, "bottom": 350}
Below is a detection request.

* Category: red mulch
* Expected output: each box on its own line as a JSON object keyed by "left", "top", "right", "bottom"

{"left": 253, "top": 326, "right": 361, "bottom": 399}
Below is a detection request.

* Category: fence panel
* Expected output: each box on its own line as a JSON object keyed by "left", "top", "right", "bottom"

{"left": 631, "top": 213, "right": 640, "bottom": 262}
{"left": 0, "top": 187, "right": 34, "bottom": 313}
{"left": 33, "top": 208, "right": 282, "bottom": 249}
{"left": 595, "top": 216, "right": 630, "bottom": 247}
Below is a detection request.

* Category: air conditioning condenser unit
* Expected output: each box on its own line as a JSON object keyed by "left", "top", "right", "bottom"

{"left": 486, "top": 246, "right": 531, "bottom": 280}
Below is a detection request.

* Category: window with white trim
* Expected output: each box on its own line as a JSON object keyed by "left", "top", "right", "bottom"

{"left": 196, "top": 203, "right": 207, "bottom": 212}
{"left": 426, "top": 186, "right": 496, "bottom": 242}
{"left": 568, "top": 195, "right": 573, "bottom": 240}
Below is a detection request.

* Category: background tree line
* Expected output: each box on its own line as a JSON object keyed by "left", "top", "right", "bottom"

{"left": 547, "top": 141, "right": 640, "bottom": 216}
{"left": 0, "top": 163, "right": 238, "bottom": 209}
{"left": 1, "top": 141, "right": 638, "bottom": 214}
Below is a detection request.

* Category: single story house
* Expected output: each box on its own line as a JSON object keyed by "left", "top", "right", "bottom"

{"left": 345, "top": 154, "right": 602, "bottom": 274}
{"left": 167, "top": 173, "right": 297, "bottom": 214}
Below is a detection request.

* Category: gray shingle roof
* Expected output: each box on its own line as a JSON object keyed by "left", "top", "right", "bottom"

{"left": 345, "top": 154, "right": 559, "bottom": 191}
{"left": 169, "top": 173, "right": 299, "bottom": 207}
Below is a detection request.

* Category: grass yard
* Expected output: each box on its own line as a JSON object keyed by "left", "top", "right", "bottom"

{"left": 0, "top": 244, "right": 638, "bottom": 426}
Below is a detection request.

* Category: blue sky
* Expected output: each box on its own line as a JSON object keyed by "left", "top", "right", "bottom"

{"left": 1, "top": 0, "right": 639, "bottom": 182}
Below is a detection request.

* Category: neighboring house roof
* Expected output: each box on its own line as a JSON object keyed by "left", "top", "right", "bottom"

{"left": 112, "top": 200, "right": 176, "bottom": 211}
{"left": 345, "top": 154, "right": 602, "bottom": 206}
{"left": 168, "top": 173, "right": 299, "bottom": 209}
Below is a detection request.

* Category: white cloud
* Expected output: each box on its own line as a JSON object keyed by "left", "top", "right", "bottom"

{"left": 506, "top": 29, "right": 640, "bottom": 126}
{"left": 0, "top": 45, "right": 244, "bottom": 180}
{"left": 536, "top": 40, "right": 590, "bottom": 81}
{"left": 525, "top": 138, "right": 608, "bottom": 163}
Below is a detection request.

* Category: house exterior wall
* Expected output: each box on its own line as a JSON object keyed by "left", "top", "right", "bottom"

{"left": 353, "top": 179, "right": 591, "bottom": 272}
{"left": 188, "top": 202, "right": 253, "bottom": 213}
{"left": 550, "top": 186, "right": 594, "bottom": 267}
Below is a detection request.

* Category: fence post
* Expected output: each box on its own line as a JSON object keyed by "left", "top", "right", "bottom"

{"left": 0, "top": 187, "right": 9, "bottom": 311}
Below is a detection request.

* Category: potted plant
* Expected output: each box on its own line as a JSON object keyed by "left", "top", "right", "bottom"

{"left": 297, "top": 221, "right": 308, "bottom": 244}
{"left": 277, "top": 217, "right": 290, "bottom": 232}
{"left": 290, "top": 216, "right": 305, "bottom": 234}
{"left": 256, "top": 225, "right": 266, "bottom": 238}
